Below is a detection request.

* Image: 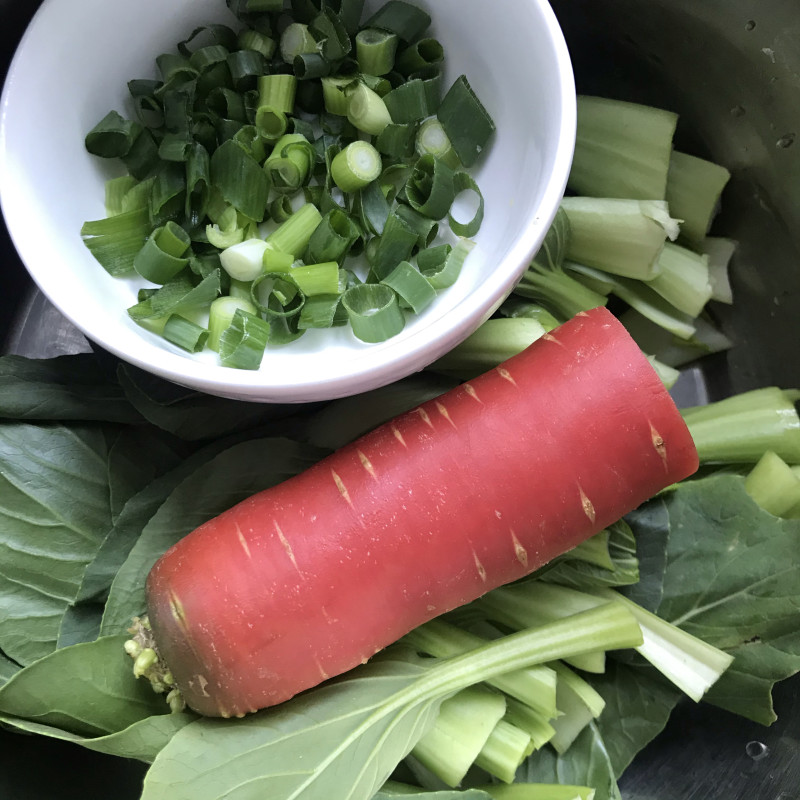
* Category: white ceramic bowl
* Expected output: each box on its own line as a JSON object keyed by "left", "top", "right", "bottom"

{"left": 0, "top": 0, "right": 575, "bottom": 403}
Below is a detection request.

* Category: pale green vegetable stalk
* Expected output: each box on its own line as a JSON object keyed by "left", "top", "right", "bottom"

{"left": 646, "top": 242, "right": 713, "bottom": 318}
{"left": 427, "top": 318, "right": 548, "bottom": 379}
{"left": 666, "top": 150, "right": 731, "bottom": 246}
{"left": 699, "top": 236, "right": 736, "bottom": 304}
{"left": 474, "top": 718, "right": 534, "bottom": 783}
{"left": 569, "top": 96, "right": 678, "bottom": 200}
{"left": 410, "top": 684, "right": 506, "bottom": 787}
{"left": 682, "top": 386, "right": 800, "bottom": 463}
{"left": 478, "top": 581, "right": 733, "bottom": 702}
{"left": 547, "top": 661, "right": 605, "bottom": 754}
{"left": 559, "top": 197, "right": 680, "bottom": 280}
{"left": 744, "top": 450, "right": 800, "bottom": 516}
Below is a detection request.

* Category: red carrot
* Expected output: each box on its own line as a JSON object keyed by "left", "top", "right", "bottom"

{"left": 145, "top": 307, "right": 698, "bottom": 717}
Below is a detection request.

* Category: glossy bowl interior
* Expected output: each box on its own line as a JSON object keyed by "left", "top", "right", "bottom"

{"left": 0, "top": 0, "right": 575, "bottom": 403}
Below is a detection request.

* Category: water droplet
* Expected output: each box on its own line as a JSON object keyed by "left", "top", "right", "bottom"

{"left": 776, "top": 133, "right": 796, "bottom": 148}
{"left": 745, "top": 740, "right": 769, "bottom": 760}
{"left": 730, "top": 105, "right": 746, "bottom": 117}
{"left": 745, "top": 19, "right": 757, "bottom": 31}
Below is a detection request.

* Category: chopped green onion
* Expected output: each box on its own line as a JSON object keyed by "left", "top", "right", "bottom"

{"left": 305, "top": 207, "right": 361, "bottom": 264}
{"left": 437, "top": 74, "right": 495, "bottom": 167}
{"left": 382, "top": 77, "right": 429, "bottom": 123}
{"left": 81, "top": 207, "right": 152, "bottom": 277}
{"left": 206, "top": 205, "right": 246, "bottom": 249}
{"left": 84, "top": 110, "right": 142, "bottom": 158}
{"left": 293, "top": 52, "right": 332, "bottom": 80}
{"left": 394, "top": 37, "right": 444, "bottom": 76}
{"left": 405, "top": 153, "right": 456, "bottom": 220}
{"left": 266, "top": 202, "right": 323, "bottom": 256}
{"left": 368, "top": 209, "right": 419, "bottom": 280}
{"left": 330, "top": 141, "right": 383, "bottom": 192}
{"left": 321, "top": 75, "right": 354, "bottom": 115}
{"left": 394, "top": 203, "right": 438, "bottom": 249}
{"left": 419, "top": 237, "right": 475, "bottom": 289}
{"left": 162, "top": 314, "right": 210, "bottom": 353}
{"left": 448, "top": 171, "right": 485, "bottom": 237}
{"left": 210, "top": 139, "right": 269, "bottom": 222}
{"left": 257, "top": 73, "right": 298, "bottom": 113}
{"left": 345, "top": 82, "right": 392, "bottom": 135}
{"left": 289, "top": 261, "right": 340, "bottom": 295}
{"left": 381, "top": 260, "right": 436, "bottom": 313}
{"left": 263, "top": 245, "right": 295, "bottom": 272}
{"left": 264, "top": 133, "right": 315, "bottom": 194}
{"left": 128, "top": 270, "right": 221, "bottom": 323}
{"left": 219, "top": 238, "right": 269, "bottom": 281}
{"left": 104, "top": 176, "right": 139, "bottom": 216}
{"left": 219, "top": 308, "right": 270, "bottom": 369}
{"left": 237, "top": 28, "right": 277, "bottom": 60}
{"left": 363, "top": 0, "right": 432, "bottom": 43}
{"left": 355, "top": 27, "right": 398, "bottom": 76}
{"left": 308, "top": 7, "right": 353, "bottom": 61}
{"left": 416, "top": 117, "right": 460, "bottom": 168}
{"left": 133, "top": 221, "right": 192, "bottom": 284}
{"left": 255, "top": 104, "right": 290, "bottom": 141}
{"left": 375, "top": 121, "right": 419, "bottom": 159}
{"left": 342, "top": 283, "right": 405, "bottom": 342}
{"left": 279, "top": 22, "right": 317, "bottom": 64}
{"left": 208, "top": 295, "right": 258, "bottom": 351}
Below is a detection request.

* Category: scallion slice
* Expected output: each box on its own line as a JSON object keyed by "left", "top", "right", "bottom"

{"left": 290, "top": 261, "right": 341, "bottom": 295}
{"left": 448, "top": 171, "right": 485, "bottom": 237}
{"left": 406, "top": 153, "right": 456, "bottom": 220}
{"left": 84, "top": 110, "right": 142, "bottom": 158}
{"left": 419, "top": 237, "right": 476, "bottom": 289}
{"left": 342, "top": 283, "right": 405, "bottom": 342}
{"left": 330, "top": 141, "right": 383, "bottom": 192}
{"left": 394, "top": 37, "right": 444, "bottom": 76}
{"left": 219, "top": 238, "right": 269, "bottom": 281}
{"left": 437, "top": 75, "right": 495, "bottom": 167}
{"left": 416, "top": 117, "right": 460, "bottom": 168}
{"left": 345, "top": 82, "right": 392, "bottom": 135}
{"left": 208, "top": 295, "right": 258, "bottom": 351}
{"left": 381, "top": 260, "right": 436, "bottom": 313}
{"left": 266, "top": 202, "right": 323, "bottom": 256}
{"left": 133, "top": 221, "right": 192, "bottom": 284}
{"left": 218, "top": 308, "right": 270, "bottom": 369}
{"left": 162, "top": 314, "right": 210, "bottom": 352}
{"left": 363, "top": 0, "right": 432, "bottom": 43}
{"left": 355, "top": 27, "right": 398, "bottom": 76}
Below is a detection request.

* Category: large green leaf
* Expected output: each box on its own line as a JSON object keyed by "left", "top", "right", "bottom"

{"left": 116, "top": 363, "right": 300, "bottom": 441}
{"left": 140, "top": 656, "right": 442, "bottom": 800}
{"left": 0, "top": 635, "right": 166, "bottom": 737}
{"left": 591, "top": 661, "right": 681, "bottom": 777}
{"left": 0, "top": 423, "right": 116, "bottom": 664}
{"left": 651, "top": 474, "right": 800, "bottom": 723}
{"left": 0, "top": 353, "right": 142, "bottom": 424}
{"left": 77, "top": 433, "right": 249, "bottom": 605}
{"left": 0, "top": 650, "right": 20, "bottom": 685}
{"left": 0, "top": 710, "right": 195, "bottom": 764}
{"left": 100, "top": 437, "right": 327, "bottom": 635}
